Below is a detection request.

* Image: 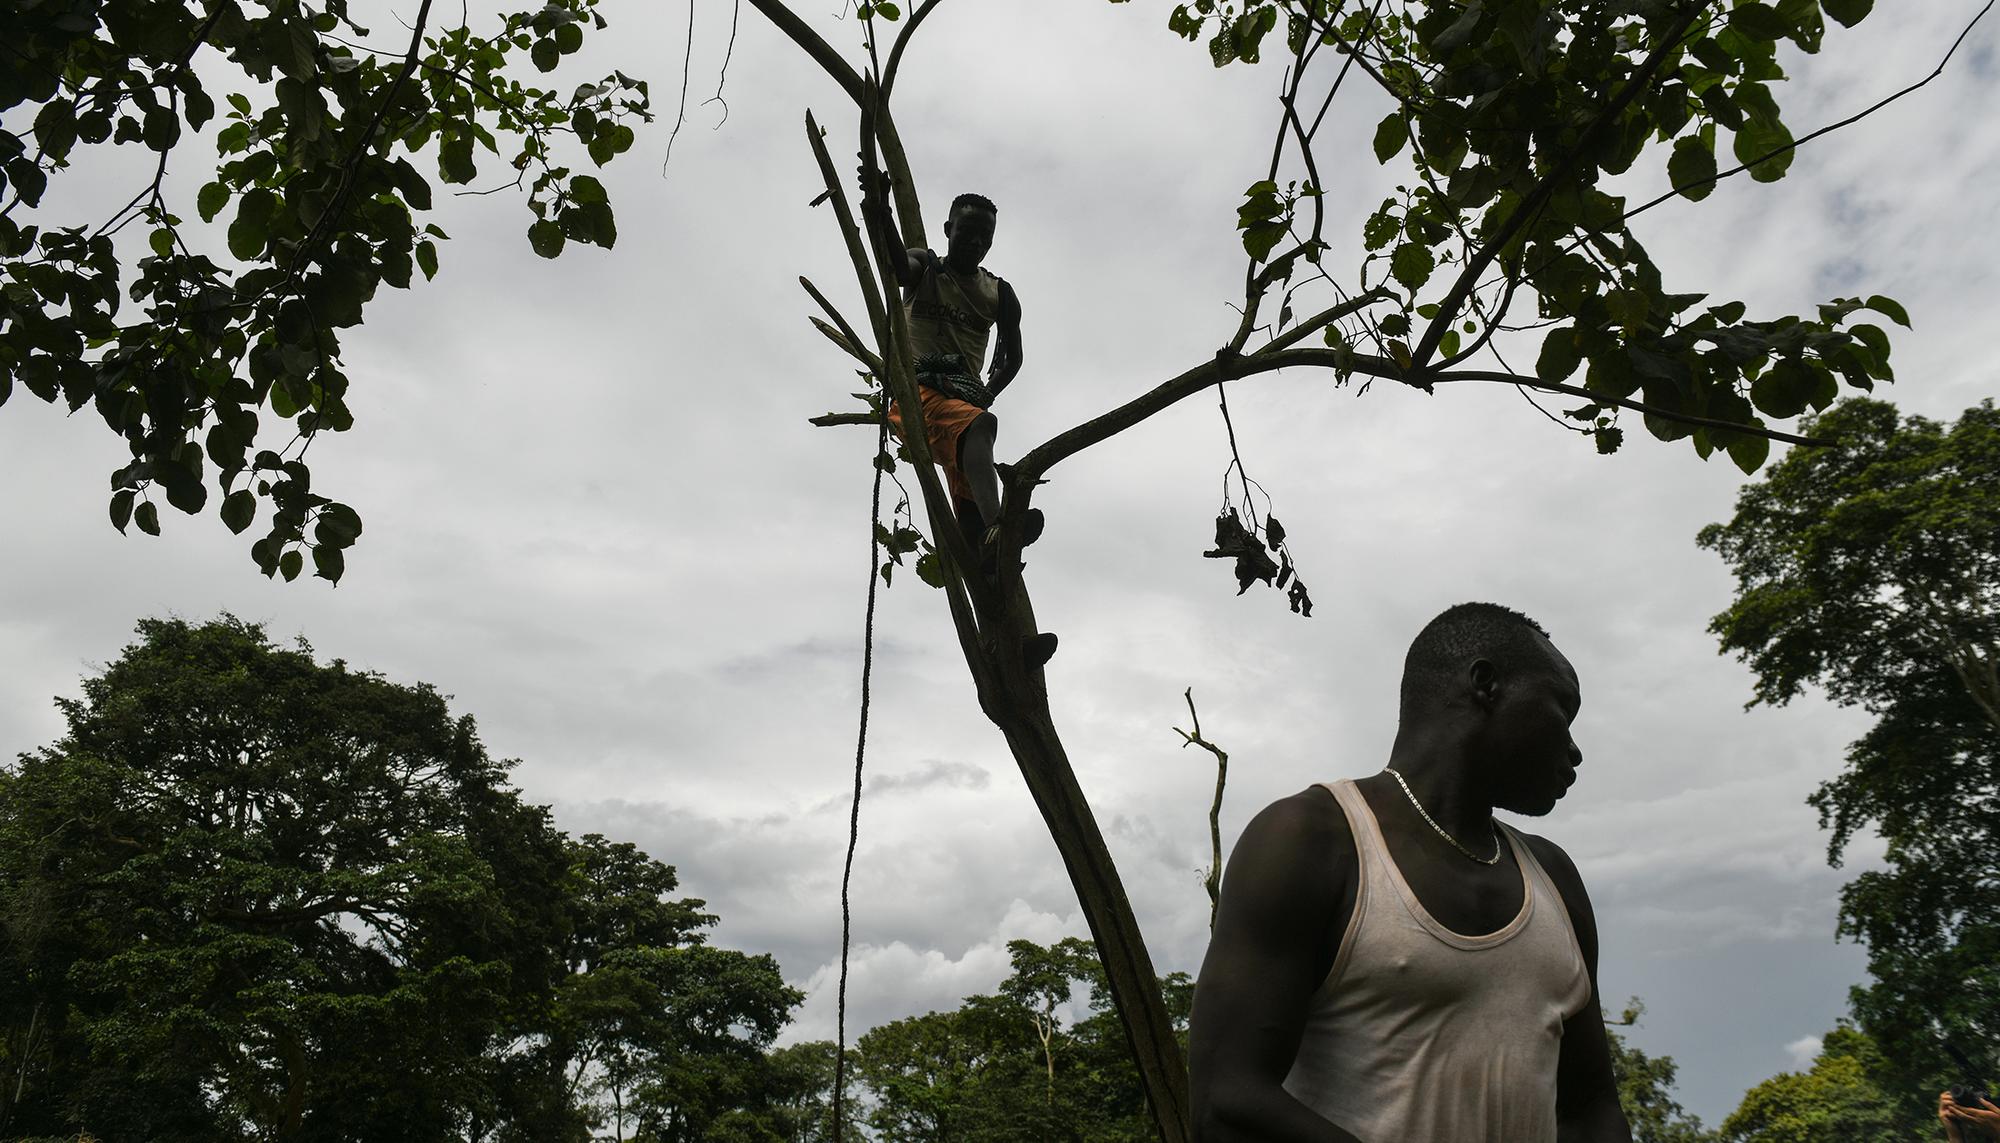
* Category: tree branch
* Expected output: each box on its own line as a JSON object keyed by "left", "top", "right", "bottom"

{"left": 1172, "top": 688, "right": 1229, "bottom": 932}
{"left": 1409, "top": 3, "right": 1707, "bottom": 368}
{"left": 744, "top": 0, "right": 863, "bottom": 101}
{"left": 1623, "top": 0, "right": 1994, "bottom": 223}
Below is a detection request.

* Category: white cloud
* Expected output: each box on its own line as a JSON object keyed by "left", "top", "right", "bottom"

{"left": 1786, "top": 1035, "right": 1825, "bottom": 1071}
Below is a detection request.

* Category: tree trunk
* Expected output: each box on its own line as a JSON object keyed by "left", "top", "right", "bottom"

{"left": 973, "top": 575, "right": 1192, "bottom": 1143}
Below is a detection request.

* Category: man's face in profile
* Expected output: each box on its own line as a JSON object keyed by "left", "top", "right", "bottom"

{"left": 1481, "top": 638, "right": 1583, "bottom": 817}
{"left": 944, "top": 204, "right": 996, "bottom": 269}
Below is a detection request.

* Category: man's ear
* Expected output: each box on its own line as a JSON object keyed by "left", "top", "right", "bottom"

{"left": 1468, "top": 658, "right": 1500, "bottom": 707}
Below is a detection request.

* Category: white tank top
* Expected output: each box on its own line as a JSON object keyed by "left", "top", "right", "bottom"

{"left": 1281, "top": 779, "right": 1592, "bottom": 1143}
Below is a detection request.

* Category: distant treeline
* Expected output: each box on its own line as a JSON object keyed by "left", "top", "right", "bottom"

{"left": 1, "top": 614, "right": 1985, "bottom": 1141}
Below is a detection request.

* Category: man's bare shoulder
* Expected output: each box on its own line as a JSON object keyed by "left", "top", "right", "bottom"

{"left": 1515, "top": 829, "right": 1601, "bottom": 946}
{"left": 1245, "top": 784, "right": 1349, "bottom": 845}
{"left": 1224, "top": 785, "right": 1356, "bottom": 908}
{"left": 1514, "top": 830, "right": 1585, "bottom": 890}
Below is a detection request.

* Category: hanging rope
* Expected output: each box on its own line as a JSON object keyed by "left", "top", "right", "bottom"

{"left": 832, "top": 417, "right": 889, "bottom": 1141}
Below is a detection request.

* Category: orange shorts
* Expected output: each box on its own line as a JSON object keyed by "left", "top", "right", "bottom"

{"left": 887, "top": 386, "right": 987, "bottom": 503}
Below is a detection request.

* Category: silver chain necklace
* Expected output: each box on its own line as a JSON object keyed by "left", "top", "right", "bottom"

{"left": 1383, "top": 767, "right": 1503, "bottom": 865}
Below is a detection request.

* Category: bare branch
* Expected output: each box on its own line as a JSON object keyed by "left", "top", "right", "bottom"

{"left": 744, "top": 0, "right": 864, "bottom": 101}
{"left": 1172, "top": 687, "right": 1229, "bottom": 931}
{"left": 1020, "top": 290, "right": 1392, "bottom": 481}
{"left": 1263, "top": 287, "right": 1395, "bottom": 354}
{"left": 810, "top": 315, "right": 882, "bottom": 372}
{"left": 809, "top": 410, "right": 881, "bottom": 427}
{"left": 881, "top": 0, "right": 947, "bottom": 102}
{"left": 801, "top": 274, "right": 876, "bottom": 365}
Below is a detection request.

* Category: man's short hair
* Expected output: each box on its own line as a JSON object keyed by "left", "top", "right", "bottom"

{"left": 950, "top": 192, "right": 998, "bottom": 217}
{"left": 1399, "top": 602, "right": 1553, "bottom": 713}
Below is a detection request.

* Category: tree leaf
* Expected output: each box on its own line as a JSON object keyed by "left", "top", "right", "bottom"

{"left": 1864, "top": 295, "right": 1910, "bottom": 328}
{"left": 1727, "top": 430, "right": 1770, "bottom": 474}
{"left": 1537, "top": 326, "right": 1582, "bottom": 383}
{"left": 135, "top": 500, "right": 160, "bottom": 536}
{"left": 1726, "top": 3, "right": 1791, "bottom": 41}
{"left": 110, "top": 489, "right": 135, "bottom": 533}
{"left": 198, "top": 181, "right": 231, "bottom": 223}
{"left": 1373, "top": 113, "right": 1409, "bottom": 163}
{"left": 313, "top": 543, "right": 345, "bottom": 583}
{"left": 1390, "top": 242, "right": 1434, "bottom": 291}
{"left": 528, "top": 220, "right": 566, "bottom": 259}
{"left": 1668, "top": 135, "right": 1717, "bottom": 201}
{"left": 221, "top": 490, "right": 256, "bottom": 534}
{"left": 1822, "top": 0, "right": 1873, "bottom": 27}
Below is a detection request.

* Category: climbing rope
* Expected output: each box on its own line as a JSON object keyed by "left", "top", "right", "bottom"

{"left": 832, "top": 417, "right": 889, "bottom": 1140}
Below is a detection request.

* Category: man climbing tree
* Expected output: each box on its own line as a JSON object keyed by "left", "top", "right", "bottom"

{"left": 1189, "top": 603, "right": 1628, "bottom": 1142}
{"left": 859, "top": 180, "right": 1044, "bottom": 546}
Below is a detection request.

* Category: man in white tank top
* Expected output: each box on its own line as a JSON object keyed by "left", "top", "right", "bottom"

{"left": 1189, "top": 602, "right": 1631, "bottom": 1142}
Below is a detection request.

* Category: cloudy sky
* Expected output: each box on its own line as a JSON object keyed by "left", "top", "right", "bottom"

{"left": 5, "top": 0, "right": 1997, "bottom": 1127}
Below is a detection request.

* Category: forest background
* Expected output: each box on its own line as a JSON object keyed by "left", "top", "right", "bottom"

{"left": 2, "top": 0, "right": 1996, "bottom": 1131}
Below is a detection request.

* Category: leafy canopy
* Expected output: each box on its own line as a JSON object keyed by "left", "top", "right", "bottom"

{"left": 0, "top": 0, "right": 649, "bottom": 583}
{"left": 0, "top": 615, "right": 796, "bottom": 1142}
{"left": 1699, "top": 397, "right": 1999, "bottom": 1107}
{"left": 1163, "top": 0, "right": 1903, "bottom": 474}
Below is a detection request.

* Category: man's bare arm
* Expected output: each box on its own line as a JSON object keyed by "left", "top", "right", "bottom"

{"left": 1527, "top": 835, "right": 1633, "bottom": 1143}
{"left": 857, "top": 167, "right": 921, "bottom": 290}
{"left": 1190, "top": 789, "right": 1366, "bottom": 1143}
{"left": 989, "top": 280, "right": 1023, "bottom": 395}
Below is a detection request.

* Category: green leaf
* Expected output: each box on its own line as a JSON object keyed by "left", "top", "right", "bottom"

{"left": 528, "top": 220, "right": 566, "bottom": 259}
{"left": 198, "top": 181, "right": 231, "bottom": 222}
{"left": 164, "top": 478, "right": 207, "bottom": 514}
{"left": 110, "top": 489, "right": 136, "bottom": 533}
{"left": 1726, "top": 3, "right": 1791, "bottom": 41}
{"left": 555, "top": 21, "right": 584, "bottom": 52}
{"left": 280, "top": 548, "right": 304, "bottom": 581}
{"left": 135, "top": 500, "right": 161, "bottom": 536}
{"left": 1373, "top": 113, "right": 1409, "bottom": 163}
{"left": 1727, "top": 430, "right": 1771, "bottom": 474}
{"left": 1864, "top": 294, "right": 1910, "bottom": 328}
{"left": 415, "top": 240, "right": 439, "bottom": 281}
{"left": 1537, "top": 326, "right": 1582, "bottom": 383}
{"left": 569, "top": 174, "right": 608, "bottom": 204}
{"left": 531, "top": 38, "right": 560, "bottom": 72}
{"left": 149, "top": 228, "right": 175, "bottom": 258}
{"left": 142, "top": 105, "right": 180, "bottom": 152}
{"left": 1750, "top": 359, "right": 1813, "bottom": 418}
{"left": 1668, "top": 135, "right": 1717, "bottom": 201}
{"left": 1848, "top": 322, "right": 1891, "bottom": 361}
{"left": 228, "top": 189, "right": 277, "bottom": 260}
{"left": 312, "top": 543, "right": 345, "bottom": 583}
{"left": 1389, "top": 242, "right": 1434, "bottom": 290}
{"left": 314, "top": 503, "right": 363, "bottom": 546}
{"left": 221, "top": 490, "right": 256, "bottom": 534}
{"left": 1593, "top": 425, "right": 1624, "bottom": 455}
{"left": 1822, "top": 0, "right": 1872, "bottom": 27}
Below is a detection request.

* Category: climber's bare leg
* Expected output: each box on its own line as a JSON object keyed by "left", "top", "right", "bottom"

{"left": 957, "top": 412, "right": 1003, "bottom": 527}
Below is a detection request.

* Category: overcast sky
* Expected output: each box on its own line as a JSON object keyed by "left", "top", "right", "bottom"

{"left": 5, "top": 0, "right": 1997, "bottom": 1127}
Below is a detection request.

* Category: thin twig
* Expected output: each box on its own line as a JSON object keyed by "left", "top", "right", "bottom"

{"left": 663, "top": 0, "right": 695, "bottom": 168}
{"left": 1172, "top": 688, "right": 1229, "bottom": 931}
{"left": 1626, "top": 0, "right": 1994, "bottom": 221}
{"left": 702, "top": 0, "right": 741, "bottom": 127}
